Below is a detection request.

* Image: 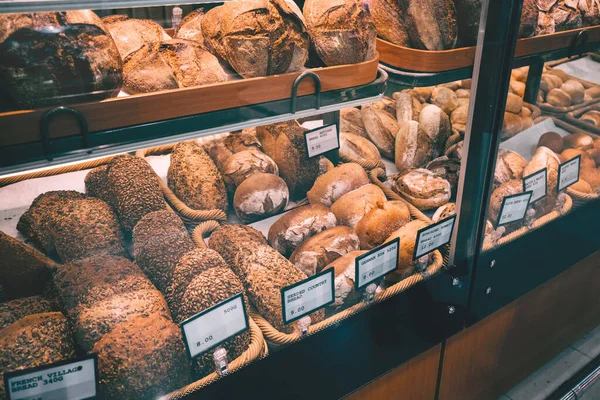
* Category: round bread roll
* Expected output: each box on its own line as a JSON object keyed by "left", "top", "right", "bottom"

{"left": 289, "top": 226, "right": 360, "bottom": 277}
{"left": 510, "top": 80, "right": 526, "bottom": 97}
{"left": 537, "top": 131, "right": 564, "bottom": 153}
{"left": 494, "top": 150, "right": 527, "bottom": 187}
{"left": 341, "top": 108, "right": 368, "bottom": 137}
{"left": 512, "top": 67, "right": 529, "bottom": 83}
{"left": 546, "top": 88, "right": 572, "bottom": 107}
{"left": 361, "top": 105, "right": 398, "bottom": 159}
{"left": 546, "top": 69, "right": 569, "bottom": 82}
{"left": 561, "top": 149, "right": 596, "bottom": 170}
{"left": 340, "top": 132, "right": 382, "bottom": 169}
{"left": 520, "top": 106, "right": 532, "bottom": 118}
{"left": 323, "top": 251, "right": 365, "bottom": 316}
{"left": 330, "top": 184, "right": 386, "bottom": 228}
{"left": 355, "top": 200, "right": 410, "bottom": 250}
{"left": 563, "top": 132, "right": 594, "bottom": 149}
{"left": 488, "top": 180, "right": 523, "bottom": 225}
{"left": 502, "top": 112, "right": 524, "bottom": 139}
{"left": 451, "top": 105, "right": 469, "bottom": 130}
{"left": 580, "top": 168, "right": 600, "bottom": 191}
{"left": 523, "top": 146, "right": 560, "bottom": 193}
{"left": 419, "top": 104, "right": 452, "bottom": 158}
{"left": 307, "top": 163, "right": 369, "bottom": 207}
{"left": 581, "top": 110, "right": 600, "bottom": 127}
{"left": 395, "top": 121, "right": 433, "bottom": 171}
{"left": 540, "top": 74, "right": 563, "bottom": 93}
{"left": 233, "top": 173, "right": 289, "bottom": 222}
{"left": 586, "top": 148, "right": 600, "bottom": 166}
{"left": 570, "top": 179, "right": 593, "bottom": 193}
{"left": 506, "top": 93, "right": 524, "bottom": 114}
{"left": 561, "top": 80, "right": 585, "bottom": 105}
{"left": 267, "top": 204, "right": 337, "bottom": 256}
{"left": 383, "top": 220, "right": 429, "bottom": 282}
{"left": 221, "top": 148, "right": 279, "bottom": 192}
{"left": 431, "top": 87, "right": 459, "bottom": 115}
{"left": 432, "top": 203, "right": 457, "bottom": 223}
{"left": 392, "top": 169, "right": 451, "bottom": 210}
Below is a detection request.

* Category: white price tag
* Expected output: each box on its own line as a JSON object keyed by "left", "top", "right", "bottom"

{"left": 181, "top": 293, "right": 249, "bottom": 359}
{"left": 414, "top": 216, "right": 457, "bottom": 259}
{"left": 304, "top": 124, "right": 340, "bottom": 158}
{"left": 281, "top": 270, "right": 334, "bottom": 324}
{"left": 355, "top": 238, "right": 399, "bottom": 289}
{"left": 523, "top": 168, "right": 547, "bottom": 204}
{"left": 558, "top": 156, "right": 581, "bottom": 192}
{"left": 5, "top": 357, "right": 97, "bottom": 400}
{"left": 498, "top": 191, "right": 532, "bottom": 226}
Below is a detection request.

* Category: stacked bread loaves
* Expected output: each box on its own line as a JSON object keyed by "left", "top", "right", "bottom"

{"left": 537, "top": 69, "right": 598, "bottom": 108}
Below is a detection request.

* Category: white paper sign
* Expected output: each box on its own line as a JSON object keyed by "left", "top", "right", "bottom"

{"left": 181, "top": 294, "right": 249, "bottom": 359}
{"left": 498, "top": 192, "right": 532, "bottom": 226}
{"left": 304, "top": 124, "right": 339, "bottom": 158}
{"left": 355, "top": 238, "right": 399, "bottom": 289}
{"left": 414, "top": 216, "right": 457, "bottom": 259}
{"left": 5, "top": 357, "right": 97, "bottom": 400}
{"left": 281, "top": 269, "right": 334, "bottom": 324}
{"left": 523, "top": 169, "right": 547, "bottom": 203}
{"left": 558, "top": 156, "right": 581, "bottom": 192}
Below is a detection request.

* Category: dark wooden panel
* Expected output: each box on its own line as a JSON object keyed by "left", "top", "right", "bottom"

{"left": 438, "top": 250, "right": 600, "bottom": 400}
{"left": 344, "top": 344, "right": 441, "bottom": 400}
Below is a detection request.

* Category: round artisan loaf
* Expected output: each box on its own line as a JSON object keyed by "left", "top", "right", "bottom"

{"left": 0, "top": 296, "right": 54, "bottom": 330}
{"left": 523, "top": 146, "right": 560, "bottom": 193}
{"left": 168, "top": 140, "right": 228, "bottom": 213}
{"left": 431, "top": 87, "right": 459, "bottom": 115}
{"left": 419, "top": 104, "right": 452, "bottom": 157}
{"left": 560, "top": 149, "right": 596, "bottom": 170}
{"left": 432, "top": 202, "right": 457, "bottom": 223}
{"left": 537, "top": 131, "right": 564, "bottom": 153}
{"left": 307, "top": 162, "right": 369, "bottom": 207}
{"left": 581, "top": 110, "right": 600, "bottom": 127}
{"left": 488, "top": 179, "right": 524, "bottom": 226}
{"left": 561, "top": 80, "right": 585, "bottom": 105}
{"left": 340, "top": 132, "right": 383, "bottom": 169}
{"left": 202, "top": 0, "right": 309, "bottom": 78}
{"left": 268, "top": 204, "right": 337, "bottom": 257}
{"left": 392, "top": 169, "right": 451, "bottom": 210}
{"left": 426, "top": 156, "right": 461, "bottom": 194}
{"left": 341, "top": 108, "right": 368, "bottom": 137}
{"left": 370, "top": 0, "right": 409, "bottom": 45}
{"left": 395, "top": 121, "right": 433, "bottom": 171}
{"left": 0, "top": 11, "right": 122, "bottom": 111}
{"left": 84, "top": 165, "right": 112, "bottom": 203}
{"left": 323, "top": 250, "right": 365, "bottom": 316}
{"left": 546, "top": 88, "right": 572, "bottom": 107}
{"left": 361, "top": 105, "right": 398, "bottom": 159}
{"left": 233, "top": 173, "right": 289, "bottom": 222}
{"left": 330, "top": 184, "right": 386, "bottom": 228}
{"left": 222, "top": 148, "right": 279, "bottom": 192}
{"left": 502, "top": 112, "right": 525, "bottom": 139}
{"left": 396, "top": 92, "right": 423, "bottom": 123}
{"left": 304, "top": 0, "right": 376, "bottom": 66}
{"left": 355, "top": 200, "right": 411, "bottom": 250}
{"left": 92, "top": 313, "right": 191, "bottom": 400}
{"left": 399, "top": 0, "right": 458, "bottom": 50}
{"left": 494, "top": 149, "right": 527, "bottom": 188}
{"left": 0, "top": 312, "right": 76, "bottom": 400}
{"left": 563, "top": 132, "right": 594, "bottom": 149}
{"left": 383, "top": 220, "right": 429, "bottom": 282}
{"left": 102, "top": 14, "right": 170, "bottom": 59}
{"left": 289, "top": 226, "right": 360, "bottom": 277}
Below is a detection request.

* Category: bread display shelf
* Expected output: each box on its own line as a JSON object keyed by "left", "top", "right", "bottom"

{"left": 538, "top": 75, "right": 600, "bottom": 116}
{"left": 565, "top": 101, "right": 600, "bottom": 135}
{"left": 377, "top": 26, "right": 600, "bottom": 73}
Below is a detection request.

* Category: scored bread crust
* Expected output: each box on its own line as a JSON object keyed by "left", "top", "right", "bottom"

{"left": 392, "top": 169, "right": 451, "bottom": 210}
{"left": 102, "top": 14, "right": 170, "bottom": 59}
{"left": 233, "top": 173, "right": 289, "bottom": 222}
{"left": 395, "top": 121, "right": 433, "bottom": 171}
{"left": 307, "top": 163, "right": 370, "bottom": 207}
{"left": 330, "top": 184, "right": 387, "bottom": 228}
{"left": 340, "top": 132, "right": 383, "bottom": 168}
{"left": 355, "top": 200, "right": 411, "bottom": 250}
{"left": 221, "top": 148, "right": 279, "bottom": 192}
{"left": 361, "top": 105, "right": 398, "bottom": 159}
{"left": 400, "top": 0, "right": 458, "bottom": 50}
{"left": 370, "top": 0, "right": 410, "bottom": 45}
{"left": 208, "top": 224, "right": 268, "bottom": 278}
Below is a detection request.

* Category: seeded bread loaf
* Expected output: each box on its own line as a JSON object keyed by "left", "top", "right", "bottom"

{"left": 0, "top": 296, "right": 54, "bottom": 330}
{"left": 84, "top": 165, "right": 112, "bottom": 204}
{"left": 208, "top": 224, "right": 268, "bottom": 276}
{"left": 92, "top": 313, "right": 191, "bottom": 400}
{"left": 102, "top": 14, "right": 170, "bottom": 60}
{"left": 307, "top": 163, "right": 370, "bottom": 207}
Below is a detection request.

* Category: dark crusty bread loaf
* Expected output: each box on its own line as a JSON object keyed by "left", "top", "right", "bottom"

{"left": 132, "top": 210, "right": 195, "bottom": 293}
{"left": 399, "top": 0, "right": 458, "bottom": 50}
{"left": 370, "top": 0, "right": 410, "bottom": 45}
{"left": 102, "top": 14, "right": 169, "bottom": 60}
{"left": 256, "top": 120, "right": 321, "bottom": 200}
{"left": 168, "top": 141, "right": 228, "bottom": 213}
{"left": 233, "top": 173, "right": 289, "bottom": 222}
{"left": 176, "top": 9, "right": 205, "bottom": 43}
{"left": 537, "top": 0, "right": 584, "bottom": 34}
{"left": 106, "top": 154, "right": 166, "bottom": 231}
{"left": 0, "top": 11, "right": 122, "bottom": 112}
{"left": 0, "top": 296, "right": 53, "bottom": 330}
{"left": 519, "top": 0, "right": 538, "bottom": 37}
{"left": 92, "top": 313, "right": 191, "bottom": 400}
{"left": 208, "top": 224, "right": 268, "bottom": 278}
{"left": 84, "top": 165, "right": 112, "bottom": 204}
{"left": 0, "top": 231, "right": 57, "bottom": 300}
{"left": 0, "top": 312, "right": 76, "bottom": 399}
{"left": 221, "top": 148, "right": 279, "bottom": 193}
{"left": 454, "top": 0, "right": 481, "bottom": 47}
{"left": 304, "top": 0, "right": 376, "bottom": 66}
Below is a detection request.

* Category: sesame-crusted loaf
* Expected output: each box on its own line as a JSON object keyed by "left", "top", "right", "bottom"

{"left": 0, "top": 230, "right": 57, "bottom": 300}
{"left": 179, "top": 267, "right": 252, "bottom": 377}
{"left": 74, "top": 288, "right": 171, "bottom": 352}
{"left": 17, "top": 190, "right": 86, "bottom": 254}
{"left": 132, "top": 210, "right": 195, "bottom": 293}
{"left": 166, "top": 248, "right": 228, "bottom": 321}
{"left": 84, "top": 165, "right": 112, "bottom": 204}
{"left": 0, "top": 312, "right": 76, "bottom": 400}
{"left": 0, "top": 296, "right": 54, "bottom": 330}
{"left": 208, "top": 224, "right": 267, "bottom": 278}
{"left": 53, "top": 255, "right": 154, "bottom": 318}
{"left": 92, "top": 313, "right": 191, "bottom": 400}
{"left": 106, "top": 154, "right": 166, "bottom": 231}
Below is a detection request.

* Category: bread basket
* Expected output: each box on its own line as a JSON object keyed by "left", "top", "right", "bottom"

{"left": 564, "top": 100, "right": 600, "bottom": 136}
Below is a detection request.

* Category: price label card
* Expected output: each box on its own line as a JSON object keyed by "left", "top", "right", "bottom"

{"left": 4, "top": 356, "right": 97, "bottom": 400}
{"left": 355, "top": 238, "right": 399, "bottom": 289}
{"left": 522, "top": 168, "right": 547, "bottom": 204}
{"left": 414, "top": 215, "right": 457, "bottom": 260}
{"left": 558, "top": 155, "right": 581, "bottom": 192}
{"left": 304, "top": 124, "right": 340, "bottom": 159}
{"left": 281, "top": 269, "right": 334, "bottom": 324}
{"left": 181, "top": 293, "right": 249, "bottom": 359}
{"left": 497, "top": 191, "right": 532, "bottom": 226}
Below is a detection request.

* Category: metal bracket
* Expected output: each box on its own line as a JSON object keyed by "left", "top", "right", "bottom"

{"left": 568, "top": 30, "right": 589, "bottom": 59}
{"left": 291, "top": 71, "right": 322, "bottom": 114}
{"left": 40, "top": 106, "right": 89, "bottom": 161}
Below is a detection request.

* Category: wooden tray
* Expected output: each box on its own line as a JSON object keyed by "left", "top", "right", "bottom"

{"left": 565, "top": 100, "right": 600, "bottom": 135}
{"left": 0, "top": 55, "right": 380, "bottom": 148}
{"left": 377, "top": 26, "right": 600, "bottom": 72}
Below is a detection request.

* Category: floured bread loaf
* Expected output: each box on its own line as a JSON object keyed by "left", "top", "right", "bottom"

{"left": 340, "top": 132, "right": 383, "bottom": 170}
{"left": 396, "top": 92, "right": 423, "bottom": 124}
{"left": 392, "top": 169, "right": 451, "bottom": 210}
{"left": 399, "top": 0, "right": 458, "bottom": 50}
{"left": 330, "top": 184, "right": 387, "bottom": 228}
{"left": 494, "top": 150, "right": 528, "bottom": 188}
{"left": 222, "top": 148, "right": 278, "bottom": 192}
{"left": 102, "top": 15, "right": 170, "bottom": 59}
{"left": 361, "top": 105, "right": 398, "bottom": 159}
{"left": 307, "top": 163, "right": 370, "bottom": 207}
{"left": 233, "top": 173, "right": 289, "bottom": 222}
{"left": 341, "top": 108, "right": 368, "bottom": 137}
{"left": 395, "top": 121, "right": 433, "bottom": 171}
{"left": 419, "top": 104, "right": 452, "bottom": 158}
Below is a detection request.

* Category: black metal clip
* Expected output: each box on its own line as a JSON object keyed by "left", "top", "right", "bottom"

{"left": 290, "top": 71, "right": 322, "bottom": 114}
{"left": 40, "top": 106, "right": 89, "bottom": 161}
{"left": 568, "top": 30, "right": 589, "bottom": 59}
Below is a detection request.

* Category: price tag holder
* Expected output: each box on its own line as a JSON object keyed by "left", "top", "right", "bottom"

{"left": 497, "top": 191, "right": 532, "bottom": 226}
{"left": 180, "top": 293, "right": 249, "bottom": 360}
{"left": 355, "top": 238, "right": 399, "bottom": 289}
{"left": 557, "top": 155, "right": 581, "bottom": 192}
{"left": 522, "top": 168, "right": 547, "bottom": 204}
{"left": 281, "top": 269, "right": 334, "bottom": 325}
{"left": 4, "top": 356, "right": 97, "bottom": 400}
{"left": 413, "top": 215, "right": 457, "bottom": 260}
{"left": 304, "top": 124, "right": 340, "bottom": 159}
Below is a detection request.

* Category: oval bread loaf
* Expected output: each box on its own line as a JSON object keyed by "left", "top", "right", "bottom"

{"left": 208, "top": 224, "right": 267, "bottom": 275}
{"left": 392, "top": 169, "right": 451, "bottom": 210}
{"left": 494, "top": 150, "right": 527, "bottom": 188}
{"left": 340, "top": 132, "right": 383, "bottom": 169}
{"left": 395, "top": 121, "right": 433, "bottom": 171}
{"left": 361, "top": 105, "right": 398, "bottom": 159}
{"left": 355, "top": 200, "right": 411, "bottom": 250}
{"left": 419, "top": 104, "right": 452, "bottom": 158}
{"left": 233, "top": 173, "right": 289, "bottom": 222}
{"left": 307, "top": 163, "right": 369, "bottom": 207}
{"left": 330, "top": 184, "right": 386, "bottom": 228}
{"left": 222, "top": 148, "right": 279, "bottom": 192}
{"left": 341, "top": 108, "right": 368, "bottom": 137}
